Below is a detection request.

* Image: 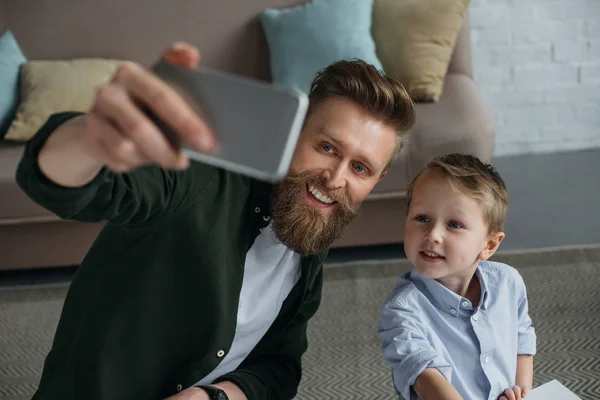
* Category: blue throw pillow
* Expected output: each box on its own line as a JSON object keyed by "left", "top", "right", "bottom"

{"left": 0, "top": 30, "right": 27, "bottom": 139}
{"left": 261, "top": 0, "right": 383, "bottom": 95}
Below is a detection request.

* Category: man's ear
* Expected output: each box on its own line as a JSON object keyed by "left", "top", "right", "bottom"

{"left": 478, "top": 232, "right": 505, "bottom": 261}
{"left": 378, "top": 170, "right": 388, "bottom": 183}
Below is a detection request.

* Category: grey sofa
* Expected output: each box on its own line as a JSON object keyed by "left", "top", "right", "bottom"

{"left": 0, "top": 0, "right": 493, "bottom": 270}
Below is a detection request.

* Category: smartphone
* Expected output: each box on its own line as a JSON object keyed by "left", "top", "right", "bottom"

{"left": 150, "top": 60, "right": 309, "bottom": 182}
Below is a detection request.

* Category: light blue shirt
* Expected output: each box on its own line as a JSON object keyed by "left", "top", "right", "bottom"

{"left": 378, "top": 261, "right": 536, "bottom": 400}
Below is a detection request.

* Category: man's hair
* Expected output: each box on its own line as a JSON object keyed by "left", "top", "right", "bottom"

{"left": 406, "top": 153, "right": 509, "bottom": 233}
{"left": 308, "top": 60, "right": 415, "bottom": 169}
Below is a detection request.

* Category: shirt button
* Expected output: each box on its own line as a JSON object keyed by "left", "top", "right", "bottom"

{"left": 450, "top": 308, "right": 457, "bottom": 315}
{"left": 217, "top": 349, "right": 225, "bottom": 358}
{"left": 472, "top": 314, "right": 479, "bottom": 321}
{"left": 263, "top": 215, "right": 270, "bottom": 221}
{"left": 484, "top": 355, "right": 490, "bottom": 363}
{"left": 176, "top": 384, "right": 182, "bottom": 392}
{"left": 254, "top": 207, "right": 260, "bottom": 213}
{"left": 462, "top": 301, "right": 469, "bottom": 307}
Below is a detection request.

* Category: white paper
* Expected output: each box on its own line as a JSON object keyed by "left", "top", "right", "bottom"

{"left": 526, "top": 380, "right": 582, "bottom": 400}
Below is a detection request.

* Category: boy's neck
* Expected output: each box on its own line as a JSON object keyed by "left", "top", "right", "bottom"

{"left": 436, "top": 263, "right": 481, "bottom": 306}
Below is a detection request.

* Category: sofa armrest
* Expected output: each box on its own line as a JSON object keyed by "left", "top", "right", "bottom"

{"left": 406, "top": 73, "right": 494, "bottom": 181}
{"left": 447, "top": 10, "right": 473, "bottom": 78}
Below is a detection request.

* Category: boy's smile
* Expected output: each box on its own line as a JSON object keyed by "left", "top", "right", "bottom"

{"left": 419, "top": 249, "right": 445, "bottom": 263}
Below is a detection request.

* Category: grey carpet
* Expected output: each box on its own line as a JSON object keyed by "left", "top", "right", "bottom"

{"left": 296, "top": 246, "right": 600, "bottom": 400}
{"left": 0, "top": 246, "right": 599, "bottom": 400}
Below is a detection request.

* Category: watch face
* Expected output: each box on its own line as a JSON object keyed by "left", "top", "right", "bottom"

{"left": 217, "top": 392, "right": 228, "bottom": 400}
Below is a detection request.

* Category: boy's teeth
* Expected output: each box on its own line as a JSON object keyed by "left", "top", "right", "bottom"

{"left": 308, "top": 184, "right": 334, "bottom": 204}
{"left": 424, "top": 251, "right": 441, "bottom": 257}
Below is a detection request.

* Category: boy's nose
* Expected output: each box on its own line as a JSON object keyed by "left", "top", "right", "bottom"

{"left": 425, "top": 226, "right": 443, "bottom": 244}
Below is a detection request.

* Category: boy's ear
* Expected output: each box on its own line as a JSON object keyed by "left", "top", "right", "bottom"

{"left": 479, "top": 232, "right": 505, "bottom": 261}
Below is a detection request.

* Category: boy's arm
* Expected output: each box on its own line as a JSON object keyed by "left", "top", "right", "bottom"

{"left": 515, "top": 355, "right": 533, "bottom": 396}
{"left": 413, "top": 368, "right": 463, "bottom": 400}
{"left": 378, "top": 298, "right": 453, "bottom": 400}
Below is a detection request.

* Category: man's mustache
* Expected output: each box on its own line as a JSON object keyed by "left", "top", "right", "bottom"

{"left": 287, "top": 170, "right": 359, "bottom": 216}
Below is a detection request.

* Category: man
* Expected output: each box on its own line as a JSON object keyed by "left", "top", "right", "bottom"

{"left": 17, "top": 43, "right": 415, "bottom": 400}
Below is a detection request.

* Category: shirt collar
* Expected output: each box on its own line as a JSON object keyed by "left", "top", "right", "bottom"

{"left": 410, "top": 262, "right": 490, "bottom": 317}
{"left": 476, "top": 266, "right": 490, "bottom": 310}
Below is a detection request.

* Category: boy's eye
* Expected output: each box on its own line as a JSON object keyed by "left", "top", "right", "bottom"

{"left": 448, "top": 221, "right": 463, "bottom": 229}
{"left": 415, "top": 215, "right": 429, "bottom": 223}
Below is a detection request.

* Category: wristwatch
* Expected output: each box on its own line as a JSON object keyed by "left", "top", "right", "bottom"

{"left": 195, "top": 385, "right": 229, "bottom": 400}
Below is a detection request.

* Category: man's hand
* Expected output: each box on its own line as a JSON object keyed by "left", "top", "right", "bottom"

{"left": 499, "top": 385, "right": 528, "bottom": 400}
{"left": 84, "top": 42, "right": 217, "bottom": 173}
{"left": 164, "top": 386, "right": 209, "bottom": 400}
{"left": 164, "top": 382, "right": 247, "bottom": 400}
{"left": 37, "top": 42, "right": 218, "bottom": 188}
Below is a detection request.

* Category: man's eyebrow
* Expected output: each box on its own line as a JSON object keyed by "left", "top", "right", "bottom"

{"left": 320, "top": 128, "right": 381, "bottom": 172}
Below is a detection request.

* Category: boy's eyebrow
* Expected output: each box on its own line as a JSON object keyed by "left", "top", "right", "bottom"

{"left": 320, "top": 129, "right": 381, "bottom": 172}
{"left": 408, "top": 203, "right": 472, "bottom": 220}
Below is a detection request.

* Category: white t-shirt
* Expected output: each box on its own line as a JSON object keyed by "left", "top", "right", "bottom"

{"left": 195, "top": 222, "right": 301, "bottom": 385}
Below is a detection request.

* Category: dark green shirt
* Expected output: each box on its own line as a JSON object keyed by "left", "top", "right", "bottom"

{"left": 16, "top": 112, "right": 326, "bottom": 400}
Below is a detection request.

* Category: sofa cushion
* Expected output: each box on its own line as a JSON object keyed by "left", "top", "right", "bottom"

{"left": 4, "top": 58, "right": 121, "bottom": 142}
{"left": 0, "top": 30, "right": 27, "bottom": 139}
{"left": 260, "top": 0, "right": 383, "bottom": 94}
{"left": 372, "top": 0, "right": 471, "bottom": 102}
{"left": 371, "top": 73, "right": 493, "bottom": 195}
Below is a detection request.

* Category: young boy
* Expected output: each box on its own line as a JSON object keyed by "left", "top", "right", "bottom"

{"left": 378, "top": 154, "right": 536, "bottom": 400}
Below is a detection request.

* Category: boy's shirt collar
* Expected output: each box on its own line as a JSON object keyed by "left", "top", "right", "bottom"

{"left": 410, "top": 262, "right": 490, "bottom": 318}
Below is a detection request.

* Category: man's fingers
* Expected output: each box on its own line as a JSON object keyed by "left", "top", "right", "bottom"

{"left": 86, "top": 113, "right": 147, "bottom": 172}
{"left": 93, "top": 83, "right": 188, "bottom": 169}
{"left": 161, "top": 42, "right": 200, "bottom": 69}
{"left": 113, "top": 62, "right": 217, "bottom": 154}
{"left": 521, "top": 387, "right": 528, "bottom": 398}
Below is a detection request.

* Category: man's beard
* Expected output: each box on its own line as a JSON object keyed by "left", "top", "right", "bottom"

{"left": 271, "top": 170, "right": 359, "bottom": 256}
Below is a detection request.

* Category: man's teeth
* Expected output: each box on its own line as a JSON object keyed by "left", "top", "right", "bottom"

{"left": 308, "top": 184, "right": 334, "bottom": 204}
{"left": 423, "top": 251, "right": 442, "bottom": 258}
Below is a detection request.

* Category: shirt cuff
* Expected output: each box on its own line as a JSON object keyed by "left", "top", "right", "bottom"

{"left": 391, "top": 352, "right": 452, "bottom": 400}
{"left": 15, "top": 112, "right": 114, "bottom": 220}
{"left": 518, "top": 330, "right": 537, "bottom": 355}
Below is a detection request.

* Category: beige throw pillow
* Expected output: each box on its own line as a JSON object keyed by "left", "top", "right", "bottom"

{"left": 372, "top": 0, "right": 471, "bottom": 102}
{"left": 4, "top": 59, "right": 122, "bottom": 141}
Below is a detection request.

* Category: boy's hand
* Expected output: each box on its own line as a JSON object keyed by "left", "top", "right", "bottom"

{"left": 499, "top": 385, "right": 528, "bottom": 400}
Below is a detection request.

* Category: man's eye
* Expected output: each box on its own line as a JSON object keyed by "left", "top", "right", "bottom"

{"left": 354, "top": 163, "right": 365, "bottom": 173}
{"left": 322, "top": 143, "right": 334, "bottom": 153}
{"left": 416, "top": 215, "right": 429, "bottom": 223}
{"left": 448, "top": 221, "right": 463, "bottom": 229}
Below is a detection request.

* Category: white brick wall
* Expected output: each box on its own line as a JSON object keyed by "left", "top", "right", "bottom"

{"left": 470, "top": 0, "right": 600, "bottom": 156}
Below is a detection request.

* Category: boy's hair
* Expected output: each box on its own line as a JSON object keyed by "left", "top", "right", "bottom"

{"left": 308, "top": 59, "right": 416, "bottom": 170}
{"left": 407, "top": 153, "right": 509, "bottom": 233}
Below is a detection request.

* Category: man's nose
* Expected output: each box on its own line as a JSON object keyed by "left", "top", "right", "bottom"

{"left": 322, "top": 162, "right": 347, "bottom": 190}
